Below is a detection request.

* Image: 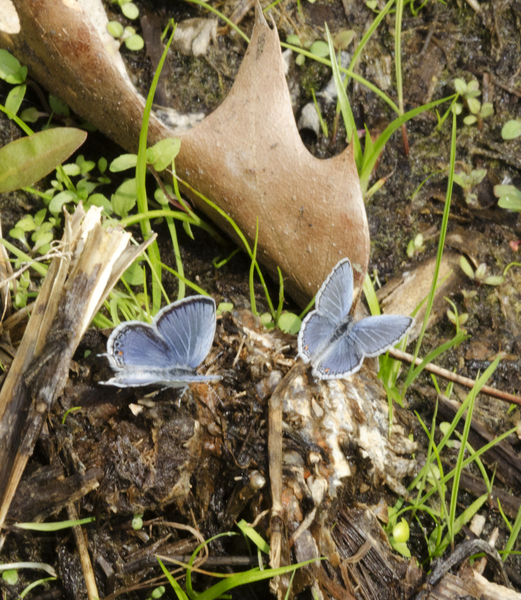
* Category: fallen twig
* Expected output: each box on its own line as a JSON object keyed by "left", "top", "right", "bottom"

{"left": 389, "top": 348, "right": 520, "bottom": 406}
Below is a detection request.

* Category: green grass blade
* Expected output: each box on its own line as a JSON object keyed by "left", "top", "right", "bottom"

{"left": 325, "top": 25, "right": 362, "bottom": 164}
{"left": 403, "top": 331, "right": 469, "bottom": 388}
{"left": 174, "top": 176, "right": 275, "bottom": 315}
{"left": 198, "top": 561, "right": 318, "bottom": 600}
{"left": 346, "top": 0, "right": 395, "bottom": 86}
{"left": 448, "top": 378, "right": 478, "bottom": 548}
{"left": 135, "top": 24, "right": 176, "bottom": 313}
{"left": 249, "top": 219, "right": 260, "bottom": 316}
{"left": 363, "top": 272, "right": 381, "bottom": 316}
{"left": 157, "top": 557, "right": 189, "bottom": 600}
{"left": 403, "top": 110, "right": 457, "bottom": 395}
{"left": 281, "top": 43, "right": 400, "bottom": 115}
{"left": 395, "top": 0, "right": 405, "bottom": 117}
{"left": 360, "top": 95, "right": 455, "bottom": 189}
{"left": 503, "top": 504, "right": 521, "bottom": 561}
{"left": 0, "top": 238, "right": 48, "bottom": 277}
{"left": 15, "top": 517, "right": 95, "bottom": 531}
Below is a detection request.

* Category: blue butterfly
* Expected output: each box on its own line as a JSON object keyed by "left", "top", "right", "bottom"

{"left": 298, "top": 258, "right": 413, "bottom": 380}
{"left": 101, "top": 296, "right": 220, "bottom": 388}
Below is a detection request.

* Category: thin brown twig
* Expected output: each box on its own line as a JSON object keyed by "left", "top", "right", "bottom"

{"left": 388, "top": 347, "right": 521, "bottom": 406}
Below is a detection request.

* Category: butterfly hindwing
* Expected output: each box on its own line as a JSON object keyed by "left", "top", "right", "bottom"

{"left": 155, "top": 296, "right": 217, "bottom": 368}
{"left": 298, "top": 311, "right": 336, "bottom": 363}
{"left": 104, "top": 367, "right": 221, "bottom": 388}
{"left": 312, "top": 334, "right": 364, "bottom": 379}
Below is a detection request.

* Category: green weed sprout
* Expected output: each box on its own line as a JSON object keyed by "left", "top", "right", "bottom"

{"left": 459, "top": 256, "right": 505, "bottom": 286}
{"left": 453, "top": 168, "right": 486, "bottom": 207}
{"left": 0, "top": 48, "right": 27, "bottom": 117}
{"left": 112, "top": 0, "right": 140, "bottom": 20}
{"left": 389, "top": 358, "right": 519, "bottom": 561}
{"left": 445, "top": 297, "right": 468, "bottom": 334}
{"left": 107, "top": 21, "right": 144, "bottom": 51}
{"left": 406, "top": 233, "right": 425, "bottom": 258}
{"left": 453, "top": 78, "right": 493, "bottom": 127}
{"left": 494, "top": 184, "right": 521, "bottom": 212}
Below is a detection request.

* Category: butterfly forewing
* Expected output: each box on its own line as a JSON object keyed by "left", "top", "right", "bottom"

{"left": 108, "top": 322, "right": 175, "bottom": 370}
{"left": 315, "top": 258, "right": 354, "bottom": 322}
{"left": 350, "top": 315, "right": 413, "bottom": 356}
{"left": 156, "top": 296, "right": 216, "bottom": 368}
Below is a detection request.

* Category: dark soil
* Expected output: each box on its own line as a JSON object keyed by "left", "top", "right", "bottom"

{"left": 1, "top": 0, "right": 521, "bottom": 599}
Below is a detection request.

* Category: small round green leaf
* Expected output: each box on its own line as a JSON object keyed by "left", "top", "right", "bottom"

{"left": 6, "top": 84, "right": 26, "bottom": 115}
{"left": 107, "top": 20, "right": 124, "bottom": 38}
{"left": 278, "top": 312, "right": 302, "bottom": 334}
{"left": 309, "top": 40, "right": 330, "bottom": 58}
{"left": 466, "top": 98, "right": 480, "bottom": 114}
{"left": 151, "top": 586, "right": 166, "bottom": 599}
{"left": 501, "top": 119, "right": 521, "bottom": 140}
{"left": 148, "top": 137, "right": 181, "bottom": 171}
{"left": 480, "top": 102, "right": 493, "bottom": 118}
{"left": 393, "top": 519, "right": 410, "bottom": 544}
{"left": 260, "top": 312, "right": 273, "bottom": 326}
{"left": 122, "top": 262, "right": 144, "bottom": 285}
{"left": 2, "top": 569, "right": 18, "bottom": 585}
{"left": 49, "top": 190, "right": 77, "bottom": 216}
{"left": 62, "top": 163, "right": 81, "bottom": 177}
{"left": 111, "top": 178, "right": 137, "bottom": 217}
{"left": 110, "top": 154, "right": 137, "bottom": 172}
{"left": 217, "top": 302, "right": 234, "bottom": 315}
{"left": 9, "top": 227, "right": 29, "bottom": 248}
{"left": 483, "top": 275, "right": 505, "bottom": 286}
{"left": 286, "top": 35, "right": 302, "bottom": 47}
{"left": 453, "top": 78, "right": 467, "bottom": 95}
{"left": 498, "top": 195, "right": 521, "bottom": 212}
{"left": 121, "top": 2, "right": 139, "bottom": 19}
{"left": 0, "top": 49, "right": 24, "bottom": 84}
{"left": 20, "top": 107, "right": 40, "bottom": 123}
{"left": 49, "top": 94, "right": 70, "bottom": 117}
{"left": 84, "top": 193, "right": 114, "bottom": 215}
{"left": 124, "top": 34, "right": 144, "bottom": 51}
{"left": 33, "top": 232, "right": 54, "bottom": 253}
{"left": 459, "top": 256, "right": 475, "bottom": 279}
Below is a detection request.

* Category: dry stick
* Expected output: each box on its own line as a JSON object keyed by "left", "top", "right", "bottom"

{"left": 268, "top": 382, "right": 284, "bottom": 570}
{"left": 67, "top": 504, "right": 99, "bottom": 600}
{"left": 388, "top": 348, "right": 521, "bottom": 406}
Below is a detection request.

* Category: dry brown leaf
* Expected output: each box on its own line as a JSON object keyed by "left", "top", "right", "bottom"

{"left": 0, "top": 0, "right": 369, "bottom": 306}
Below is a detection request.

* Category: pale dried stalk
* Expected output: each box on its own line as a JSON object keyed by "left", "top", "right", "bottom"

{"left": 0, "top": 205, "right": 155, "bottom": 537}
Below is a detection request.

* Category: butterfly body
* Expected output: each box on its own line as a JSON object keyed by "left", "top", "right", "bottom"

{"left": 298, "top": 258, "right": 413, "bottom": 380}
{"left": 102, "top": 295, "right": 220, "bottom": 388}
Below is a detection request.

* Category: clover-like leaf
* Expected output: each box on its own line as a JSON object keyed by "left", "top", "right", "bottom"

{"left": 459, "top": 256, "right": 475, "bottom": 279}
{"left": 453, "top": 78, "right": 467, "bottom": 95}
